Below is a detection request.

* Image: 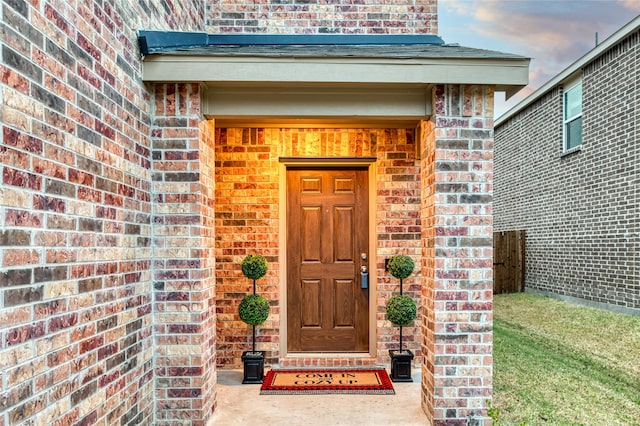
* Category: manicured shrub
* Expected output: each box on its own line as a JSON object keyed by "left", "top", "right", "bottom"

{"left": 386, "top": 295, "right": 417, "bottom": 326}
{"left": 387, "top": 254, "right": 414, "bottom": 280}
{"left": 239, "top": 294, "right": 270, "bottom": 326}
{"left": 241, "top": 254, "right": 268, "bottom": 280}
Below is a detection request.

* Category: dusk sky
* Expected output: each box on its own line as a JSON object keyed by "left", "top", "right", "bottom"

{"left": 439, "top": 0, "right": 640, "bottom": 118}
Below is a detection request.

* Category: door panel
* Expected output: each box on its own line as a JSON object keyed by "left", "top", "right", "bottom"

{"left": 301, "top": 207, "right": 322, "bottom": 261}
{"left": 301, "top": 280, "right": 321, "bottom": 327}
{"left": 334, "top": 279, "right": 355, "bottom": 327}
{"left": 287, "top": 167, "right": 369, "bottom": 352}
{"left": 334, "top": 207, "right": 354, "bottom": 261}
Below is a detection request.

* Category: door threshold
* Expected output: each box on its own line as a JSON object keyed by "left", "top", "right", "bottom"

{"left": 278, "top": 353, "right": 380, "bottom": 369}
{"left": 285, "top": 352, "right": 370, "bottom": 358}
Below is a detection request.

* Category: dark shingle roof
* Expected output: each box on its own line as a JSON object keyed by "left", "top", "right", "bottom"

{"left": 138, "top": 31, "right": 527, "bottom": 61}
{"left": 158, "top": 44, "right": 525, "bottom": 60}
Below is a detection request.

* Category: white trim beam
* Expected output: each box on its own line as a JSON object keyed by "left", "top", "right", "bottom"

{"left": 142, "top": 56, "right": 529, "bottom": 88}
{"left": 204, "top": 86, "right": 432, "bottom": 119}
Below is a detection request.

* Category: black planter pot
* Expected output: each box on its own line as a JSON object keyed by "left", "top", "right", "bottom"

{"left": 241, "top": 351, "right": 265, "bottom": 384}
{"left": 389, "top": 349, "right": 414, "bottom": 382}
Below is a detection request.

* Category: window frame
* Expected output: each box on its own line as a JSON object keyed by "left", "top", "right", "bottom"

{"left": 563, "top": 76, "right": 583, "bottom": 152}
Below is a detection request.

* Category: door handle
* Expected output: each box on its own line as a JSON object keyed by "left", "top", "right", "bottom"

{"left": 360, "top": 265, "right": 369, "bottom": 289}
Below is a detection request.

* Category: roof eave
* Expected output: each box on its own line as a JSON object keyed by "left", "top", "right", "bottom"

{"left": 141, "top": 54, "right": 530, "bottom": 89}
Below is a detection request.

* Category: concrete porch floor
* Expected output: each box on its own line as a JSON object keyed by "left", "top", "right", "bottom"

{"left": 207, "top": 369, "right": 427, "bottom": 425}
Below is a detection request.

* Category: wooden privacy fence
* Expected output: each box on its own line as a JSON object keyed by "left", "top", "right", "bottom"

{"left": 493, "top": 230, "right": 525, "bottom": 294}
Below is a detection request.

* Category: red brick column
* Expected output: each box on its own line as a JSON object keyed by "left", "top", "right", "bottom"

{"left": 421, "top": 85, "right": 495, "bottom": 425}
{"left": 151, "top": 83, "right": 217, "bottom": 425}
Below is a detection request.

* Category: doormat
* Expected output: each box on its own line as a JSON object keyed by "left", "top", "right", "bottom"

{"left": 260, "top": 368, "right": 395, "bottom": 395}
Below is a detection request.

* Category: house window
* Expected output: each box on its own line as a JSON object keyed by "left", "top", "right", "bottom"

{"left": 563, "top": 81, "right": 582, "bottom": 151}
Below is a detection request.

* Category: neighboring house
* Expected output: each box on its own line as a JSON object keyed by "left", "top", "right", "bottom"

{"left": 0, "top": 1, "right": 529, "bottom": 425}
{"left": 495, "top": 16, "right": 639, "bottom": 316}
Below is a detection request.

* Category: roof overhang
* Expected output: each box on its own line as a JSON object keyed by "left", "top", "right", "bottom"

{"left": 139, "top": 32, "right": 530, "bottom": 124}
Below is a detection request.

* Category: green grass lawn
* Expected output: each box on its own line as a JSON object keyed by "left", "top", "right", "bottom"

{"left": 493, "top": 293, "right": 640, "bottom": 425}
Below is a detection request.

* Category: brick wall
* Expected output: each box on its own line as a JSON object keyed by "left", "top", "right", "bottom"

{"left": 214, "top": 127, "right": 422, "bottom": 368}
{"left": 205, "top": 0, "right": 438, "bottom": 34}
{"left": 422, "top": 85, "right": 495, "bottom": 425}
{"left": 0, "top": 0, "right": 502, "bottom": 425}
{"left": 375, "top": 128, "right": 422, "bottom": 364}
{"left": 0, "top": 1, "right": 203, "bottom": 424}
{"left": 151, "top": 83, "right": 217, "bottom": 425}
{"left": 495, "top": 29, "right": 640, "bottom": 313}
{"left": 213, "top": 128, "right": 281, "bottom": 368}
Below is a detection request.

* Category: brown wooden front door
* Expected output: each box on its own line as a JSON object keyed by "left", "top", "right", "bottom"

{"left": 287, "top": 167, "right": 369, "bottom": 352}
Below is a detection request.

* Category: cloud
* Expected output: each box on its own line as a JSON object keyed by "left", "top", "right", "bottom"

{"left": 443, "top": 1, "right": 636, "bottom": 50}
{"left": 619, "top": 0, "right": 640, "bottom": 11}
{"left": 473, "top": 1, "right": 627, "bottom": 57}
{"left": 441, "top": 0, "right": 638, "bottom": 83}
{"left": 439, "top": 0, "right": 638, "bottom": 117}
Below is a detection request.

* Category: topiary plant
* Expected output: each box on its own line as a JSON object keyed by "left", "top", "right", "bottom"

{"left": 238, "top": 254, "right": 270, "bottom": 381}
{"left": 238, "top": 294, "right": 270, "bottom": 326}
{"left": 241, "top": 254, "right": 268, "bottom": 281}
{"left": 387, "top": 254, "right": 414, "bottom": 280}
{"left": 387, "top": 254, "right": 417, "bottom": 356}
{"left": 386, "top": 294, "right": 417, "bottom": 327}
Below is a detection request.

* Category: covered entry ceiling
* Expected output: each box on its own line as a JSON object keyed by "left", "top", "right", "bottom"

{"left": 139, "top": 31, "right": 530, "bottom": 126}
{"left": 202, "top": 82, "right": 432, "bottom": 127}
